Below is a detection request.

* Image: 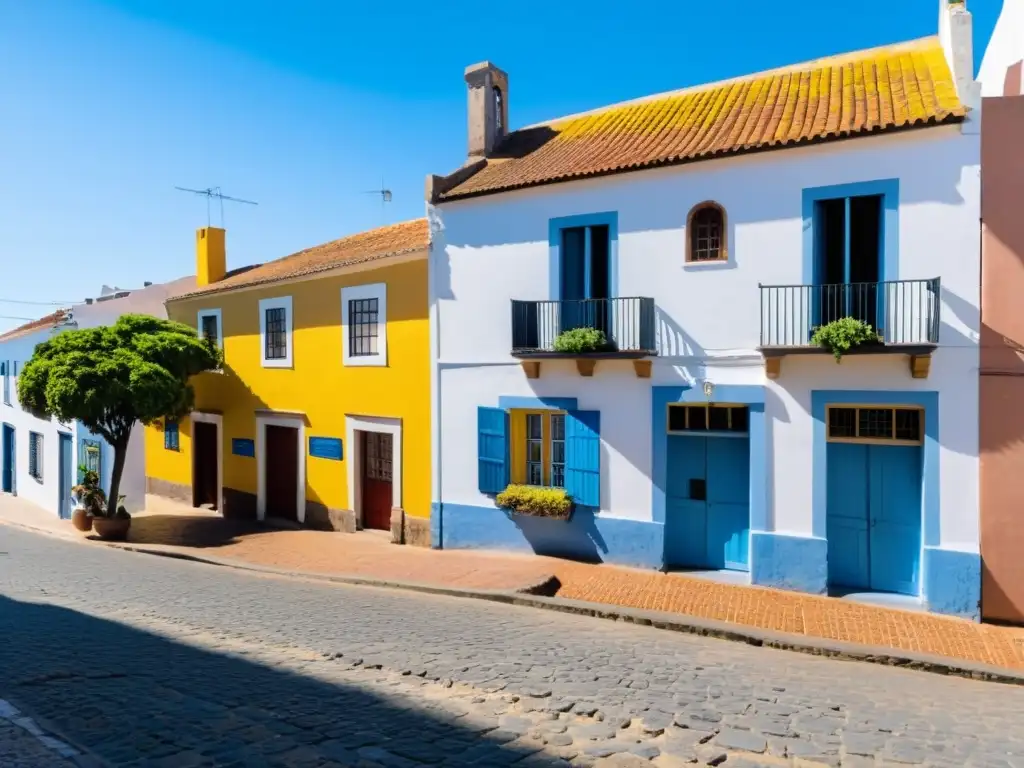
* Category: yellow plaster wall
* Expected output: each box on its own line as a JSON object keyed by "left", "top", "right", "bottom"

{"left": 144, "top": 257, "right": 431, "bottom": 519}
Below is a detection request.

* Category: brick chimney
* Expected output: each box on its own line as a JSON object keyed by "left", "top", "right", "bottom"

{"left": 196, "top": 227, "right": 226, "bottom": 287}
{"left": 465, "top": 62, "right": 509, "bottom": 160}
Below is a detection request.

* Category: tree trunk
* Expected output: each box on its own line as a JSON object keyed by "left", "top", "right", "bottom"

{"left": 106, "top": 433, "right": 130, "bottom": 517}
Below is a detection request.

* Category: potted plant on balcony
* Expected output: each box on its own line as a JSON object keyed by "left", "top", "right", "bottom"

{"left": 553, "top": 327, "right": 611, "bottom": 354}
{"left": 70, "top": 465, "right": 103, "bottom": 532}
{"left": 811, "top": 317, "right": 881, "bottom": 362}
{"left": 496, "top": 484, "right": 574, "bottom": 521}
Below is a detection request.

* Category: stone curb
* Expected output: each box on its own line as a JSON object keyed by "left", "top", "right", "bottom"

{"left": 4, "top": 517, "right": 1024, "bottom": 688}
{"left": 0, "top": 696, "right": 106, "bottom": 767}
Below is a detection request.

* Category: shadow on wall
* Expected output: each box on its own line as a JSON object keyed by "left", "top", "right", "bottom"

{"left": 0, "top": 593, "right": 569, "bottom": 766}
{"left": 509, "top": 507, "right": 608, "bottom": 563}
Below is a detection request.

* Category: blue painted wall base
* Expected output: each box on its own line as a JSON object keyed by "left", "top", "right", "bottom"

{"left": 750, "top": 532, "right": 828, "bottom": 594}
{"left": 924, "top": 546, "right": 980, "bottom": 621}
{"left": 439, "top": 502, "right": 664, "bottom": 569}
{"left": 430, "top": 502, "right": 442, "bottom": 549}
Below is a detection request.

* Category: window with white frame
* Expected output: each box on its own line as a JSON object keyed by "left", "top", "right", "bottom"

{"left": 258, "top": 297, "right": 293, "bottom": 368}
{"left": 342, "top": 283, "right": 387, "bottom": 366}
{"left": 197, "top": 309, "right": 223, "bottom": 351}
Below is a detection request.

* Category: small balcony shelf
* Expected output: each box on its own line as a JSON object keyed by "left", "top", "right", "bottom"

{"left": 511, "top": 297, "right": 657, "bottom": 378}
{"left": 758, "top": 278, "right": 940, "bottom": 379}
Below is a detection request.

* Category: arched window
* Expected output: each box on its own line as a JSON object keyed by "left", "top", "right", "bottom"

{"left": 687, "top": 202, "right": 727, "bottom": 263}
{"left": 493, "top": 86, "right": 504, "bottom": 133}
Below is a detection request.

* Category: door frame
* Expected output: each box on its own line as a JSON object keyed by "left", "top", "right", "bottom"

{"left": 345, "top": 415, "right": 402, "bottom": 529}
{"left": 191, "top": 411, "right": 223, "bottom": 515}
{"left": 256, "top": 412, "right": 304, "bottom": 523}
{"left": 2, "top": 422, "right": 15, "bottom": 495}
{"left": 58, "top": 431, "right": 73, "bottom": 519}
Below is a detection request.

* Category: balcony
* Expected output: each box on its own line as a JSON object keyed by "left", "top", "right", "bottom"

{"left": 759, "top": 278, "right": 940, "bottom": 379}
{"left": 511, "top": 297, "right": 657, "bottom": 378}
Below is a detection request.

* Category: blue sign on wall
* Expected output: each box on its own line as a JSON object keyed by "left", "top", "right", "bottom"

{"left": 308, "top": 436, "right": 343, "bottom": 461}
{"left": 231, "top": 438, "right": 255, "bottom": 458}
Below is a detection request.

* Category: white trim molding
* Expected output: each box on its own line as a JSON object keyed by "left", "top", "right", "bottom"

{"left": 189, "top": 411, "right": 223, "bottom": 514}
{"left": 341, "top": 283, "right": 387, "bottom": 367}
{"left": 256, "top": 412, "right": 306, "bottom": 523}
{"left": 258, "top": 296, "right": 293, "bottom": 369}
{"left": 197, "top": 308, "right": 224, "bottom": 351}
{"left": 345, "top": 414, "right": 402, "bottom": 527}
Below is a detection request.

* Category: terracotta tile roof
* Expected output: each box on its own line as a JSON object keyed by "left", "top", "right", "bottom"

{"left": 172, "top": 218, "right": 430, "bottom": 301}
{"left": 438, "top": 37, "right": 967, "bottom": 201}
{"left": 0, "top": 310, "right": 68, "bottom": 343}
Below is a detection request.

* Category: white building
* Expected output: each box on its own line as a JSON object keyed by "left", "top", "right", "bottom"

{"left": 427, "top": 1, "right": 983, "bottom": 618}
{"left": 0, "top": 278, "right": 194, "bottom": 518}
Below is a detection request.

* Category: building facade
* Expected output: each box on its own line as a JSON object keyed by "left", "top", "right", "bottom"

{"left": 0, "top": 279, "right": 194, "bottom": 518}
{"left": 144, "top": 221, "right": 433, "bottom": 544}
{"left": 427, "top": 2, "right": 983, "bottom": 618}
{"left": 977, "top": 0, "right": 1024, "bottom": 623}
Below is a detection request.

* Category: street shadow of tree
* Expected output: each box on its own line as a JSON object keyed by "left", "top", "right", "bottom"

{"left": 0, "top": 594, "right": 566, "bottom": 767}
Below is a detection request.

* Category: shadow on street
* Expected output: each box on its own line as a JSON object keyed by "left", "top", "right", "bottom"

{"left": 0, "top": 593, "right": 564, "bottom": 766}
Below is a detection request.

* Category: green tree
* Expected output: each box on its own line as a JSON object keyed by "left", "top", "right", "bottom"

{"left": 17, "top": 314, "right": 219, "bottom": 517}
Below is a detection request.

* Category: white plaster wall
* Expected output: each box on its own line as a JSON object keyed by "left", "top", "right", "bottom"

{"left": 978, "top": 0, "right": 1024, "bottom": 97}
{"left": 0, "top": 279, "right": 187, "bottom": 515}
{"left": 432, "top": 126, "right": 981, "bottom": 549}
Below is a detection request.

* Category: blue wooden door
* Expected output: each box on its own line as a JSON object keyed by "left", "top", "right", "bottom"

{"left": 58, "top": 433, "right": 73, "bottom": 519}
{"left": 706, "top": 437, "right": 750, "bottom": 570}
{"left": 826, "top": 441, "right": 922, "bottom": 595}
{"left": 1, "top": 425, "right": 13, "bottom": 493}
{"left": 665, "top": 436, "right": 708, "bottom": 568}
{"left": 826, "top": 442, "right": 871, "bottom": 589}
{"left": 665, "top": 434, "right": 750, "bottom": 571}
{"left": 869, "top": 445, "right": 922, "bottom": 595}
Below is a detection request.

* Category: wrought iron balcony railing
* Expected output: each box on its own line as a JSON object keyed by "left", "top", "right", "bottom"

{"left": 511, "top": 297, "right": 657, "bottom": 356}
{"left": 759, "top": 278, "right": 941, "bottom": 349}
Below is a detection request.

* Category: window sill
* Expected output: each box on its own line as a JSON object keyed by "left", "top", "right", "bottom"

{"left": 261, "top": 358, "right": 293, "bottom": 369}
{"left": 343, "top": 355, "right": 387, "bottom": 368}
{"left": 683, "top": 259, "right": 731, "bottom": 269}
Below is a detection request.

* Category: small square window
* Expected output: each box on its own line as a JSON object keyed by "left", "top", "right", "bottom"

{"left": 729, "top": 407, "right": 749, "bottom": 433}
{"left": 828, "top": 407, "right": 857, "bottom": 439}
{"left": 895, "top": 409, "right": 922, "bottom": 442}
{"left": 858, "top": 408, "right": 893, "bottom": 439}
{"left": 708, "top": 406, "right": 729, "bottom": 431}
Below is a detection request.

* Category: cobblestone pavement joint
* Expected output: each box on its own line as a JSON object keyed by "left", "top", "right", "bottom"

{"left": 4, "top": 527, "right": 1024, "bottom": 766}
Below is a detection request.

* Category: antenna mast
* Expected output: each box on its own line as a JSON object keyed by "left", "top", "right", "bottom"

{"left": 363, "top": 178, "right": 393, "bottom": 224}
{"left": 175, "top": 186, "right": 259, "bottom": 227}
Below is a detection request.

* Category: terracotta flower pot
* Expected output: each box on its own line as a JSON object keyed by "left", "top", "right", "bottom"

{"left": 71, "top": 508, "right": 93, "bottom": 532}
{"left": 92, "top": 516, "right": 130, "bottom": 542}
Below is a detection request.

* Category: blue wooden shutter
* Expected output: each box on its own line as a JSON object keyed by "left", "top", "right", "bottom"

{"left": 565, "top": 410, "right": 600, "bottom": 508}
{"left": 477, "top": 406, "right": 509, "bottom": 494}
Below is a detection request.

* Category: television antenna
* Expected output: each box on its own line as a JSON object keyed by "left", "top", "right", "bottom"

{"left": 175, "top": 186, "right": 258, "bottom": 227}
{"left": 363, "top": 179, "right": 393, "bottom": 223}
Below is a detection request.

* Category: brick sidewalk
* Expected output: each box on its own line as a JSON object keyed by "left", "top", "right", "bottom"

{"left": 4, "top": 492, "right": 1024, "bottom": 673}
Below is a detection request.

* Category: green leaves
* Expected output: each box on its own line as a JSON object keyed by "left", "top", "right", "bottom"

{"left": 552, "top": 327, "right": 609, "bottom": 354}
{"left": 16, "top": 313, "right": 219, "bottom": 444}
{"left": 496, "top": 484, "right": 574, "bottom": 520}
{"left": 811, "top": 317, "right": 881, "bottom": 362}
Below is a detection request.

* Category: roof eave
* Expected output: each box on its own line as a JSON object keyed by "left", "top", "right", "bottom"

{"left": 167, "top": 246, "right": 429, "bottom": 304}
{"left": 436, "top": 114, "right": 967, "bottom": 204}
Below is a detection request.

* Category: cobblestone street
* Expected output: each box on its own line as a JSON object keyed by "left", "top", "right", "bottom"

{"left": 3, "top": 527, "right": 1024, "bottom": 767}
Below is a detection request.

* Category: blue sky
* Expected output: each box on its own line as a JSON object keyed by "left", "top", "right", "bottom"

{"left": 0, "top": 0, "right": 1000, "bottom": 333}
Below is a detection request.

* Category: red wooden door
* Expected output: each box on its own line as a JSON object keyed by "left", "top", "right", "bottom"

{"left": 362, "top": 432, "right": 393, "bottom": 531}
{"left": 193, "top": 422, "right": 219, "bottom": 510}
{"left": 266, "top": 425, "right": 298, "bottom": 521}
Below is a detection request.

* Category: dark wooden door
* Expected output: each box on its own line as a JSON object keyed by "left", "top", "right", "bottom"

{"left": 362, "top": 432, "right": 393, "bottom": 531}
{"left": 193, "top": 422, "right": 218, "bottom": 510}
{"left": 266, "top": 425, "right": 298, "bottom": 521}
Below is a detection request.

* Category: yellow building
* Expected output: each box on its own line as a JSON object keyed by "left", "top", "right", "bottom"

{"left": 144, "top": 219, "right": 432, "bottom": 545}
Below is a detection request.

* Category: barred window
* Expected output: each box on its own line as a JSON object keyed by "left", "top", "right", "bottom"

{"left": 826, "top": 406, "right": 923, "bottom": 444}
{"left": 264, "top": 307, "right": 287, "bottom": 360}
{"left": 164, "top": 420, "right": 180, "bottom": 451}
{"left": 200, "top": 314, "right": 219, "bottom": 346}
{"left": 28, "top": 432, "right": 43, "bottom": 480}
{"left": 687, "top": 203, "right": 727, "bottom": 262}
{"left": 348, "top": 298, "right": 379, "bottom": 357}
